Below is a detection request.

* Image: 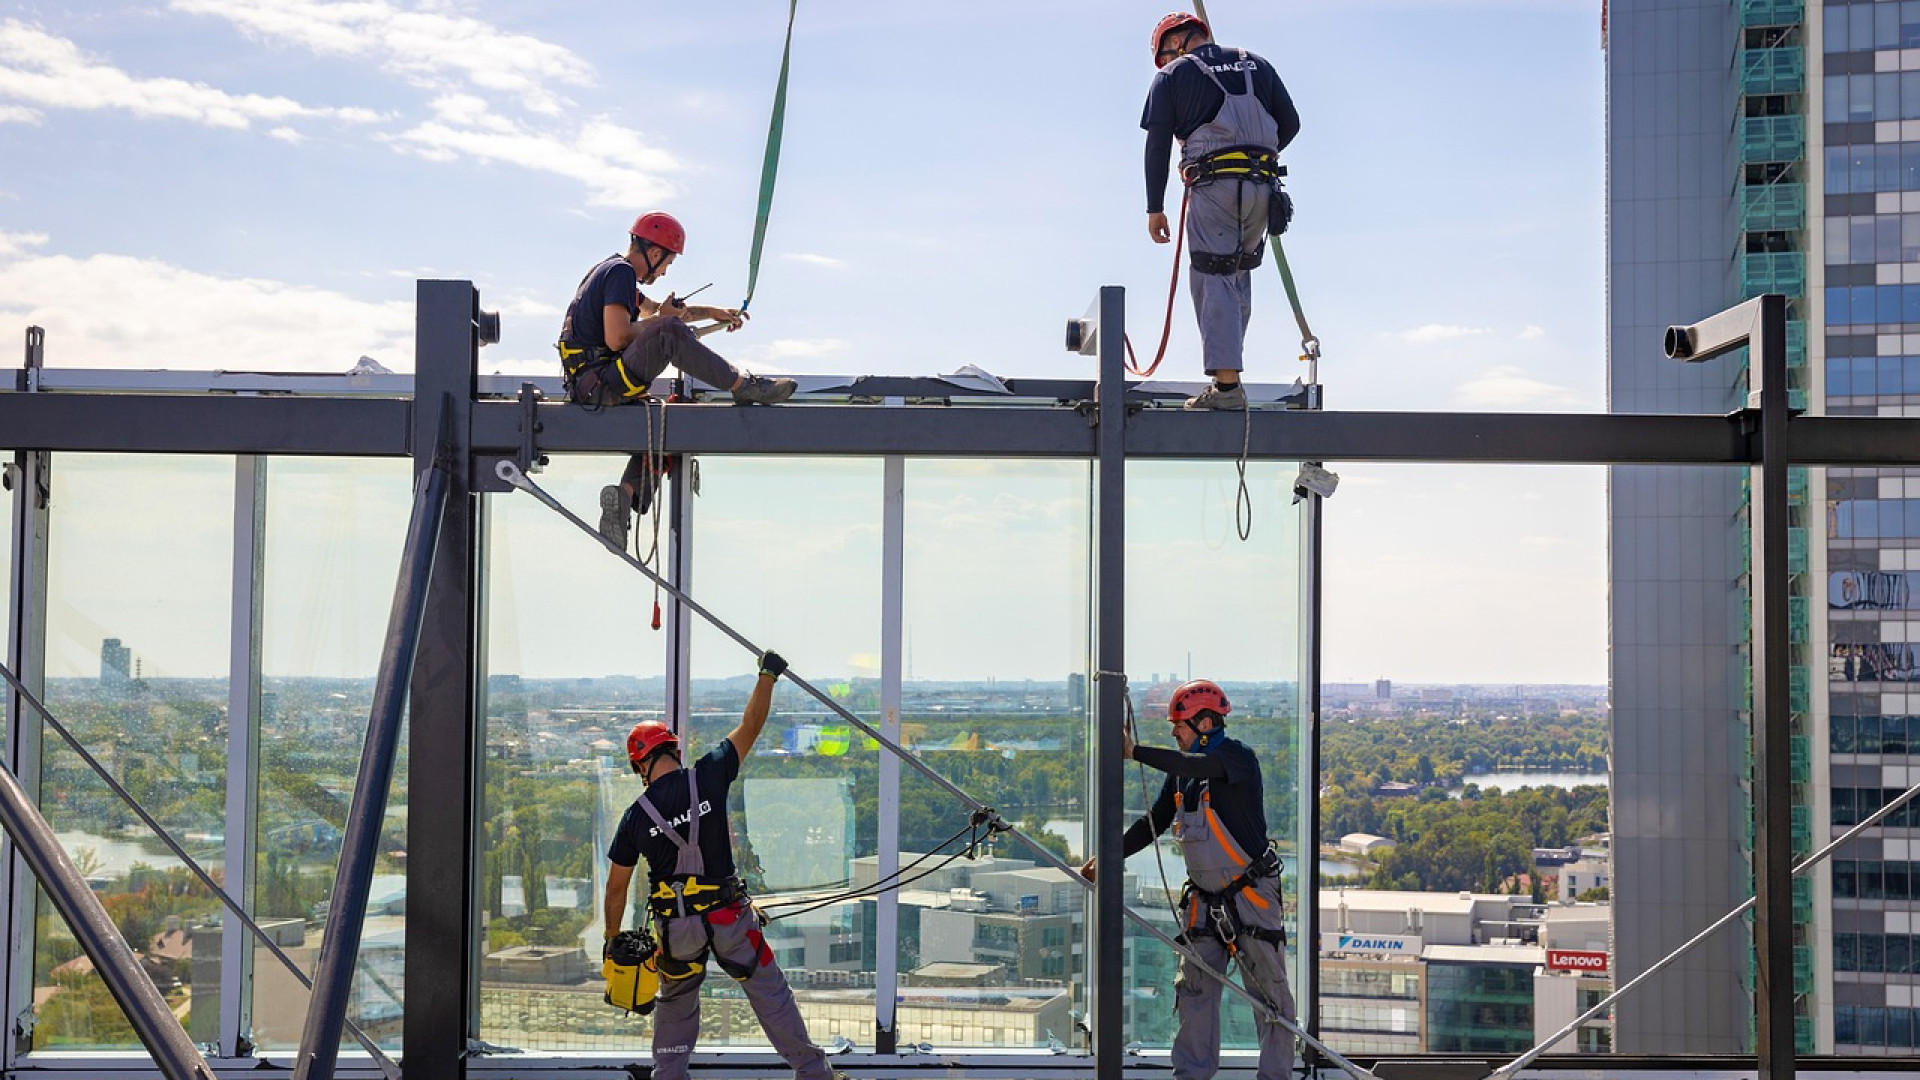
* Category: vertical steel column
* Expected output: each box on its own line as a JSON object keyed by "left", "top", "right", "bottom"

{"left": 1299, "top": 478, "right": 1324, "bottom": 1048}
{"left": 222, "top": 456, "right": 266, "bottom": 1056}
{"left": 3, "top": 328, "right": 47, "bottom": 1063}
{"left": 665, "top": 455, "right": 694, "bottom": 734}
{"left": 1091, "top": 284, "right": 1127, "bottom": 1078}
{"left": 402, "top": 281, "right": 482, "bottom": 1080}
{"left": 1749, "top": 293, "right": 1795, "bottom": 1080}
{"left": 296, "top": 439, "right": 451, "bottom": 1080}
{"left": 875, "top": 456, "right": 904, "bottom": 1054}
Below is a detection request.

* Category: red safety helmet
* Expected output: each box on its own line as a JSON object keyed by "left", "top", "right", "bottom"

{"left": 1168, "top": 679, "right": 1231, "bottom": 724}
{"left": 1152, "top": 11, "right": 1208, "bottom": 68}
{"left": 629, "top": 212, "right": 686, "bottom": 254}
{"left": 626, "top": 720, "right": 680, "bottom": 767}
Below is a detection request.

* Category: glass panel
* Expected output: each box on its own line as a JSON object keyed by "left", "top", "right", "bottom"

{"left": 477, "top": 455, "right": 675, "bottom": 1052}
{"left": 686, "top": 456, "right": 883, "bottom": 1050}
{"left": 895, "top": 459, "right": 1090, "bottom": 1050}
{"left": 34, "top": 454, "right": 233, "bottom": 1049}
{"left": 252, "top": 457, "right": 413, "bottom": 1054}
{"left": 1316, "top": 464, "right": 1607, "bottom": 1056}
{"left": 1122, "top": 461, "right": 1305, "bottom": 1060}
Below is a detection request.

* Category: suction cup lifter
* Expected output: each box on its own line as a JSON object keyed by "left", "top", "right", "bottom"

{"left": 475, "top": 309, "right": 501, "bottom": 347}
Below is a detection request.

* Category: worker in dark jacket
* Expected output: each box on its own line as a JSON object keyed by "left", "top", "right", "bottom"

{"left": 1142, "top": 12, "right": 1301, "bottom": 410}
{"left": 1081, "top": 679, "right": 1295, "bottom": 1080}
{"left": 559, "top": 211, "right": 797, "bottom": 548}
{"left": 602, "top": 651, "right": 842, "bottom": 1080}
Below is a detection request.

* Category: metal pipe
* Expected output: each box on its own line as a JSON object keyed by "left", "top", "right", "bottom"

{"left": 294, "top": 450, "right": 451, "bottom": 1080}
{"left": 0, "top": 706, "right": 214, "bottom": 1080}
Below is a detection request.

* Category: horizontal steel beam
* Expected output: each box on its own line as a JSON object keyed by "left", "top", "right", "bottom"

{"left": 0, "top": 394, "right": 410, "bottom": 455}
{"left": 5, "top": 390, "right": 1920, "bottom": 469}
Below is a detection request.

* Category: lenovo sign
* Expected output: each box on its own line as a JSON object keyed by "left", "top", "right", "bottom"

{"left": 1547, "top": 949, "right": 1609, "bottom": 973}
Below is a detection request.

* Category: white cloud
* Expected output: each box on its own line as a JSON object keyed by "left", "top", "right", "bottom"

{"left": 0, "top": 103, "right": 38, "bottom": 124}
{"left": 783, "top": 253, "right": 847, "bottom": 270}
{"left": 762, "top": 338, "right": 849, "bottom": 361}
{"left": 388, "top": 97, "right": 677, "bottom": 206}
{"left": 0, "top": 20, "right": 379, "bottom": 130}
{"left": 170, "top": 0, "right": 591, "bottom": 115}
{"left": 0, "top": 229, "right": 47, "bottom": 258}
{"left": 1398, "top": 323, "right": 1491, "bottom": 344}
{"left": 0, "top": 240, "right": 412, "bottom": 372}
{"left": 1452, "top": 366, "right": 1586, "bottom": 410}
{"left": 1517, "top": 325, "right": 1546, "bottom": 341}
{"left": 268, "top": 125, "right": 304, "bottom": 143}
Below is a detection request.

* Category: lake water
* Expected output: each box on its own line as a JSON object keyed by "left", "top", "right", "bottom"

{"left": 1457, "top": 771, "right": 1608, "bottom": 792}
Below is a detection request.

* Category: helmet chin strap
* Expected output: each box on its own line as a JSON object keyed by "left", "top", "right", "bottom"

{"left": 637, "top": 242, "right": 664, "bottom": 283}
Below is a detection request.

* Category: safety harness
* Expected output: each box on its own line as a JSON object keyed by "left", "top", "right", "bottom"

{"left": 1176, "top": 841, "right": 1287, "bottom": 954}
{"left": 632, "top": 766, "right": 767, "bottom": 982}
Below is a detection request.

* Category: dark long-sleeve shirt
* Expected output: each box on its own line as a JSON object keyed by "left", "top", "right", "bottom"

{"left": 1121, "top": 735, "right": 1270, "bottom": 861}
{"left": 1140, "top": 43, "right": 1301, "bottom": 214}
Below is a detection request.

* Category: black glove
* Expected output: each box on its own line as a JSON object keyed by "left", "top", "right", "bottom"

{"left": 759, "top": 650, "right": 788, "bottom": 679}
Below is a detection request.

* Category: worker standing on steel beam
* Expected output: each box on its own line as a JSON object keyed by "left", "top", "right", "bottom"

{"left": 1081, "top": 679, "right": 1295, "bottom": 1080}
{"left": 601, "top": 651, "right": 844, "bottom": 1080}
{"left": 1142, "top": 12, "right": 1301, "bottom": 410}
{"left": 558, "top": 212, "right": 797, "bottom": 547}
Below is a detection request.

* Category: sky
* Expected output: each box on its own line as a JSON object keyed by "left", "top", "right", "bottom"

{"left": 2, "top": 0, "right": 1610, "bottom": 686}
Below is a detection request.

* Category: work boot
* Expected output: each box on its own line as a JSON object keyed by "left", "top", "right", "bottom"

{"left": 598, "top": 485, "right": 632, "bottom": 550}
{"left": 1184, "top": 381, "right": 1247, "bottom": 411}
{"left": 731, "top": 373, "right": 798, "bottom": 405}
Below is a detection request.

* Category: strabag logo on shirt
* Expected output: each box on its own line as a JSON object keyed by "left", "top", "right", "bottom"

{"left": 648, "top": 800, "right": 712, "bottom": 838}
{"left": 1208, "top": 60, "right": 1258, "bottom": 74}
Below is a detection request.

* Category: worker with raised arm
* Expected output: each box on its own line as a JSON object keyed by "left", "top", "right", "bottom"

{"left": 601, "top": 651, "right": 841, "bottom": 1080}
{"left": 1142, "top": 12, "right": 1301, "bottom": 411}
{"left": 558, "top": 211, "right": 798, "bottom": 548}
{"left": 1080, "top": 679, "right": 1294, "bottom": 1080}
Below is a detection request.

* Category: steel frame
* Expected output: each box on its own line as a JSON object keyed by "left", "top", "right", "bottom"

{"left": 0, "top": 282, "right": 1902, "bottom": 1079}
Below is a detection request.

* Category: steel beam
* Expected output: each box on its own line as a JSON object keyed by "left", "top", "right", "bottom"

{"left": 403, "top": 282, "right": 483, "bottom": 1080}
{"left": 1091, "top": 285, "right": 1126, "bottom": 1079}
{"left": 1746, "top": 296, "right": 1796, "bottom": 1080}
{"left": 0, "top": 394, "right": 409, "bottom": 456}
{"left": 876, "top": 456, "right": 904, "bottom": 1055}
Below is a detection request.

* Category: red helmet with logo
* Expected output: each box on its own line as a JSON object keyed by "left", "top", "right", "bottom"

{"left": 626, "top": 720, "right": 680, "bottom": 766}
{"left": 1152, "top": 11, "right": 1209, "bottom": 68}
{"left": 629, "top": 212, "right": 686, "bottom": 254}
{"left": 1168, "top": 679, "right": 1231, "bottom": 724}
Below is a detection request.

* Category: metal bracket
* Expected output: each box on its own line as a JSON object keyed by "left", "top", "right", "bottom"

{"left": 515, "top": 382, "right": 547, "bottom": 477}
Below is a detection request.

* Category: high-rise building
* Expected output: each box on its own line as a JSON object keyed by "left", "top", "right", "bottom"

{"left": 99, "top": 637, "right": 130, "bottom": 689}
{"left": 1609, "top": 0, "right": 1914, "bottom": 1056}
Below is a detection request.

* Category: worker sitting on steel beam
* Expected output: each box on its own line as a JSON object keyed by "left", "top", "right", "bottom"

{"left": 558, "top": 211, "right": 797, "bottom": 547}
{"left": 1142, "top": 12, "right": 1301, "bottom": 410}
{"left": 1081, "top": 679, "right": 1296, "bottom": 1080}
{"left": 601, "top": 651, "right": 843, "bottom": 1080}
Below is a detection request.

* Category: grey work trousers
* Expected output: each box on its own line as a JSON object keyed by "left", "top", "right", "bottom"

{"left": 649, "top": 903, "right": 832, "bottom": 1080}
{"left": 570, "top": 317, "right": 740, "bottom": 509}
{"left": 569, "top": 316, "right": 740, "bottom": 405}
{"left": 1171, "top": 920, "right": 1296, "bottom": 1080}
{"left": 1185, "top": 177, "right": 1271, "bottom": 375}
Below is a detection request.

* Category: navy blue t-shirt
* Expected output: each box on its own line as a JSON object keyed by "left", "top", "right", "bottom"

{"left": 607, "top": 740, "right": 742, "bottom": 885}
{"left": 1122, "top": 733, "right": 1269, "bottom": 860}
{"left": 1140, "top": 44, "right": 1301, "bottom": 213}
{"left": 559, "top": 254, "right": 640, "bottom": 352}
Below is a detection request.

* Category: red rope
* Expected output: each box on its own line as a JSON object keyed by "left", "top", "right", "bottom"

{"left": 1124, "top": 186, "right": 1190, "bottom": 379}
